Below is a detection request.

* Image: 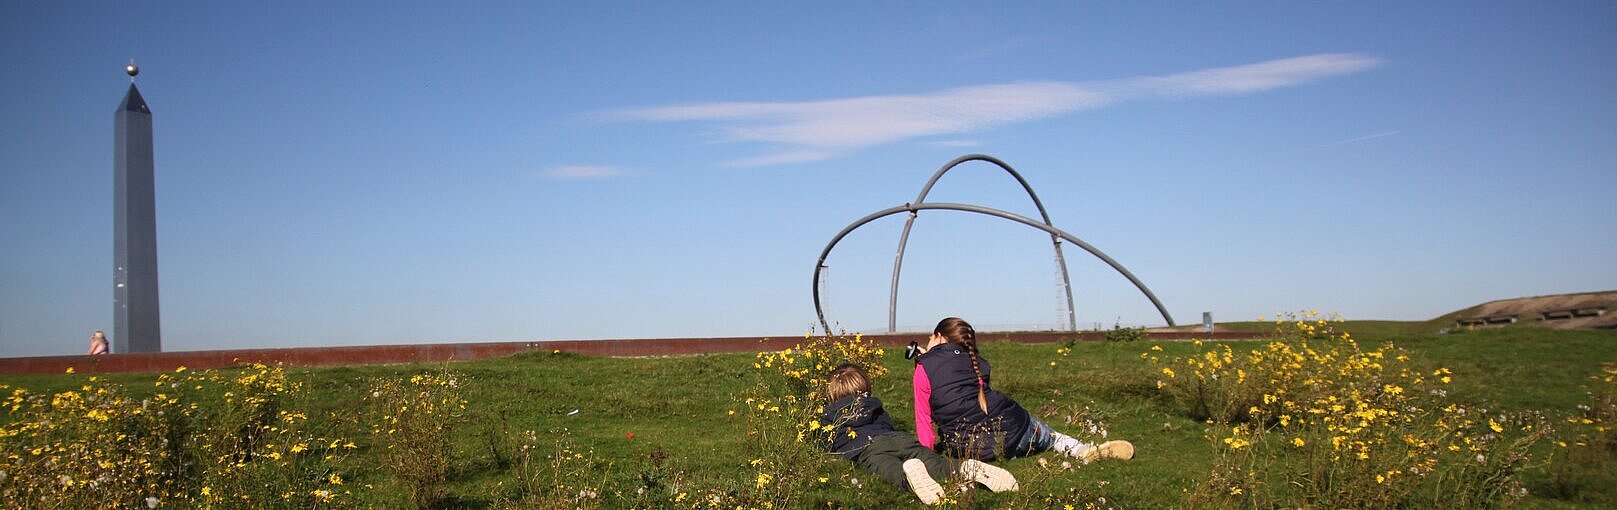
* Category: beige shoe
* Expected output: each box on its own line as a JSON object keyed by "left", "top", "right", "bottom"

{"left": 903, "top": 458, "right": 945, "bottom": 505}
{"left": 1079, "top": 440, "right": 1135, "bottom": 463}
{"left": 959, "top": 458, "right": 1018, "bottom": 492}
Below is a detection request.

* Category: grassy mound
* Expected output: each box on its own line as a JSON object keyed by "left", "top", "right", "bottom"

{"left": 3, "top": 324, "right": 1615, "bottom": 508}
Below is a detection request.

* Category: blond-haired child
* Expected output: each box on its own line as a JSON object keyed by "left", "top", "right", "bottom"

{"left": 820, "top": 363, "right": 1017, "bottom": 504}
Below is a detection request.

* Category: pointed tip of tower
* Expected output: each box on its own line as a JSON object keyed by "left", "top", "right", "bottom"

{"left": 119, "top": 83, "right": 149, "bottom": 114}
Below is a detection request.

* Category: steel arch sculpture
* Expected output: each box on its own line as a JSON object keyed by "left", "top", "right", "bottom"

{"left": 813, "top": 158, "right": 1176, "bottom": 335}
{"left": 891, "top": 154, "right": 1076, "bottom": 333}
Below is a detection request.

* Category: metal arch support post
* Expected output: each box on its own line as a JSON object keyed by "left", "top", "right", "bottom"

{"left": 816, "top": 202, "right": 1175, "bottom": 335}
{"left": 889, "top": 154, "right": 1077, "bottom": 333}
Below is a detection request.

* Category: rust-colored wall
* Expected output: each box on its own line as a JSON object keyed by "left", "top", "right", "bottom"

{"left": 0, "top": 331, "right": 1261, "bottom": 375}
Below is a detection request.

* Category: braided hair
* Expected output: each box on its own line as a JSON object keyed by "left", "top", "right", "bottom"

{"left": 934, "top": 317, "right": 990, "bottom": 414}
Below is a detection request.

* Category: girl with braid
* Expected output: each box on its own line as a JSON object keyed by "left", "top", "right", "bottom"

{"left": 913, "top": 317, "right": 1136, "bottom": 463}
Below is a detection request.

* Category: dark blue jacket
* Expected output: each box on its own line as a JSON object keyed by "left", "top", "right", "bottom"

{"left": 820, "top": 393, "right": 901, "bottom": 460}
{"left": 914, "top": 345, "right": 1031, "bottom": 460}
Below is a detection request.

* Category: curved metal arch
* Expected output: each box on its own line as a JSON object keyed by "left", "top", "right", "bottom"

{"left": 815, "top": 202, "right": 1175, "bottom": 335}
{"left": 890, "top": 154, "right": 1076, "bottom": 333}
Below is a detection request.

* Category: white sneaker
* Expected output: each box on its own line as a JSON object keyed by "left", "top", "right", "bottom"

{"left": 903, "top": 458, "right": 945, "bottom": 505}
{"left": 959, "top": 458, "right": 1018, "bottom": 492}
{"left": 1051, "top": 434, "right": 1084, "bottom": 457}
{"left": 1077, "top": 440, "right": 1135, "bottom": 463}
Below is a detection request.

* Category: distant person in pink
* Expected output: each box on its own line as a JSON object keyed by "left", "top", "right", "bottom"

{"left": 87, "top": 330, "right": 109, "bottom": 355}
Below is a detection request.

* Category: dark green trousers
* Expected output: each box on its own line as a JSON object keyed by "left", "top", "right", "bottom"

{"left": 853, "top": 433, "right": 953, "bottom": 489}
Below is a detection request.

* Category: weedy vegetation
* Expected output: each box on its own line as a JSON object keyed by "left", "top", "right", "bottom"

{"left": 3, "top": 316, "right": 1615, "bottom": 508}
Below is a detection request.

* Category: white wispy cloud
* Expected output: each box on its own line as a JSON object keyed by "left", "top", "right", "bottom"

{"left": 1309, "top": 130, "right": 1400, "bottom": 149}
{"left": 541, "top": 165, "right": 624, "bottom": 180}
{"left": 1116, "top": 53, "right": 1382, "bottom": 98}
{"left": 607, "top": 53, "right": 1382, "bottom": 166}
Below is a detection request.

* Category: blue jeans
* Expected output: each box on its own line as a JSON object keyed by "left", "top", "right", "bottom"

{"left": 1006, "top": 415, "right": 1058, "bottom": 458}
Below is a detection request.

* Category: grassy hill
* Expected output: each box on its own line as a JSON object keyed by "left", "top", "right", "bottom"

{"left": 3, "top": 326, "right": 1615, "bottom": 508}
{"left": 1432, "top": 291, "right": 1617, "bottom": 331}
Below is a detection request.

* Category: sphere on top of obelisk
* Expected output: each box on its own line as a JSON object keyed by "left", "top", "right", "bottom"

{"left": 125, "top": 60, "right": 139, "bottom": 79}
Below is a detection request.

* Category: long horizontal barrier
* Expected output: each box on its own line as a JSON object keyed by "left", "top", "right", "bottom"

{"left": 0, "top": 331, "right": 1263, "bottom": 375}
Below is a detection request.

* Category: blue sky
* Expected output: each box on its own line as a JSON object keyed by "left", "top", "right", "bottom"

{"left": 3, "top": 1, "right": 1614, "bottom": 356}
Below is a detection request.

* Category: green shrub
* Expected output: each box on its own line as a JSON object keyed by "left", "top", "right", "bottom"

{"left": 1154, "top": 311, "right": 1548, "bottom": 509}
{"left": 363, "top": 369, "right": 465, "bottom": 510}
{"left": 0, "top": 364, "right": 355, "bottom": 509}
{"left": 1103, "top": 322, "right": 1147, "bottom": 343}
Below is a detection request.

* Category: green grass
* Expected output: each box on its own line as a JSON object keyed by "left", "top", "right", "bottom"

{"left": 5, "top": 325, "right": 1616, "bottom": 508}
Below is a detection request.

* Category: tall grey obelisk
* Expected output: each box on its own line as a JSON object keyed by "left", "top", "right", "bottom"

{"left": 114, "top": 61, "right": 161, "bottom": 353}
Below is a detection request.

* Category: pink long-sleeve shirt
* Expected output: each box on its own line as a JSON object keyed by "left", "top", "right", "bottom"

{"left": 913, "top": 364, "right": 936, "bottom": 449}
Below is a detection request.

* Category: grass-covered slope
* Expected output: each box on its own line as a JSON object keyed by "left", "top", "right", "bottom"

{"left": 3, "top": 326, "right": 1614, "bottom": 508}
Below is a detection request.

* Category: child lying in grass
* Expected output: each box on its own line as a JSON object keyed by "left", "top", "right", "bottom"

{"left": 820, "top": 363, "right": 1018, "bottom": 504}
{"left": 914, "top": 317, "right": 1135, "bottom": 463}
